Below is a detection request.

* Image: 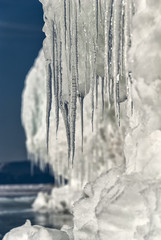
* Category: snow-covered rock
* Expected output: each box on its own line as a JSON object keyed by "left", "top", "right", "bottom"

{"left": 3, "top": 220, "right": 69, "bottom": 240}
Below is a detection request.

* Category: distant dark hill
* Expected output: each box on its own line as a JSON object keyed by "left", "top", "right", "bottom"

{"left": 0, "top": 161, "right": 55, "bottom": 184}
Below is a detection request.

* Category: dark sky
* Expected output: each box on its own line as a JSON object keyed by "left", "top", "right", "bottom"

{"left": 0, "top": 0, "right": 45, "bottom": 162}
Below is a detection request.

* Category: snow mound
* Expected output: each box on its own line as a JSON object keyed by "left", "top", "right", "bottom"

{"left": 3, "top": 220, "right": 69, "bottom": 240}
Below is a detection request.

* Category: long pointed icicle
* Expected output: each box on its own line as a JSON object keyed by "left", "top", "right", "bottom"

{"left": 102, "top": 77, "right": 104, "bottom": 117}
{"left": 79, "top": 0, "right": 81, "bottom": 10}
{"left": 116, "top": 74, "right": 120, "bottom": 126}
{"left": 68, "top": 0, "right": 72, "bottom": 71}
{"left": 52, "top": 24, "right": 59, "bottom": 134}
{"left": 70, "top": 66, "right": 77, "bottom": 164}
{"left": 59, "top": 41, "right": 63, "bottom": 106}
{"left": 108, "top": 0, "right": 114, "bottom": 104}
{"left": 56, "top": 40, "right": 60, "bottom": 133}
{"left": 46, "top": 62, "right": 52, "bottom": 153}
{"left": 91, "top": 73, "right": 95, "bottom": 131}
{"left": 61, "top": 103, "right": 71, "bottom": 160}
{"left": 96, "top": 75, "right": 99, "bottom": 109}
{"left": 113, "top": 0, "right": 122, "bottom": 125}
{"left": 64, "top": 0, "right": 67, "bottom": 48}
{"left": 75, "top": 6, "right": 79, "bottom": 85}
{"left": 96, "top": 0, "right": 99, "bottom": 39}
{"left": 104, "top": 0, "right": 113, "bottom": 102}
{"left": 80, "top": 96, "right": 84, "bottom": 152}
{"left": 91, "top": 41, "right": 96, "bottom": 131}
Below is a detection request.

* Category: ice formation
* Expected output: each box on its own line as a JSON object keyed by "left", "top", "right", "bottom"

{"left": 72, "top": 1, "right": 161, "bottom": 239}
{"left": 39, "top": 0, "right": 133, "bottom": 166}
{"left": 13, "top": 0, "right": 161, "bottom": 240}
{"left": 22, "top": 48, "right": 124, "bottom": 186}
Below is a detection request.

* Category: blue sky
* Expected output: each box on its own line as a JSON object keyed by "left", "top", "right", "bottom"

{"left": 0, "top": 0, "right": 45, "bottom": 162}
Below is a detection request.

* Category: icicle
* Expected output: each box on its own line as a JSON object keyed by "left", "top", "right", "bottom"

{"left": 75, "top": 6, "right": 79, "bottom": 85}
{"left": 51, "top": 24, "right": 59, "bottom": 134}
{"left": 70, "top": 66, "right": 77, "bottom": 164}
{"left": 64, "top": 0, "right": 67, "bottom": 48}
{"left": 96, "top": 0, "right": 99, "bottom": 39}
{"left": 102, "top": 77, "right": 104, "bottom": 117}
{"left": 96, "top": 75, "right": 99, "bottom": 109}
{"left": 62, "top": 102, "right": 71, "bottom": 161}
{"left": 91, "top": 73, "right": 95, "bottom": 131}
{"left": 91, "top": 41, "right": 96, "bottom": 131}
{"left": 60, "top": 101, "right": 71, "bottom": 161}
{"left": 59, "top": 41, "right": 63, "bottom": 105}
{"left": 116, "top": 74, "right": 120, "bottom": 126}
{"left": 124, "top": 0, "right": 133, "bottom": 117}
{"left": 113, "top": 0, "right": 122, "bottom": 124}
{"left": 51, "top": 23, "right": 56, "bottom": 97}
{"left": 79, "top": 95, "right": 84, "bottom": 152}
{"left": 104, "top": 1, "right": 108, "bottom": 93}
{"left": 68, "top": 0, "right": 72, "bottom": 72}
{"left": 79, "top": 0, "right": 81, "bottom": 11}
{"left": 55, "top": 40, "right": 59, "bottom": 133}
{"left": 108, "top": 0, "right": 114, "bottom": 104}
{"left": 128, "top": 71, "right": 133, "bottom": 116}
{"left": 46, "top": 62, "right": 52, "bottom": 152}
{"left": 99, "top": 0, "right": 102, "bottom": 20}
{"left": 124, "top": 0, "right": 130, "bottom": 93}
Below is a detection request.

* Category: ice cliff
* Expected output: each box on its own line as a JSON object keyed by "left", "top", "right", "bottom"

{"left": 6, "top": 0, "right": 161, "bottom": 240}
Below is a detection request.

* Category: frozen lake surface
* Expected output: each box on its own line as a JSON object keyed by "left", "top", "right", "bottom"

{"left": 0, "top": 185, "right": 73, "bottom": 240}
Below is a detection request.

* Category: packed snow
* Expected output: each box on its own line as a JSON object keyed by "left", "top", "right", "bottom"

{"left": 5, "top": 0, "right": 161, "bottom": 240}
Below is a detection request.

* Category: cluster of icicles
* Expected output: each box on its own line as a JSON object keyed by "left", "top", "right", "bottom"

{"left": 40, "top": 0, "right": 134, "bottom": 165}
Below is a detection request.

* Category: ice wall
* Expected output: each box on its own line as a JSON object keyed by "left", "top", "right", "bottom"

{"left": 22, "top": 48, "right": 124, "bottom": 186}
